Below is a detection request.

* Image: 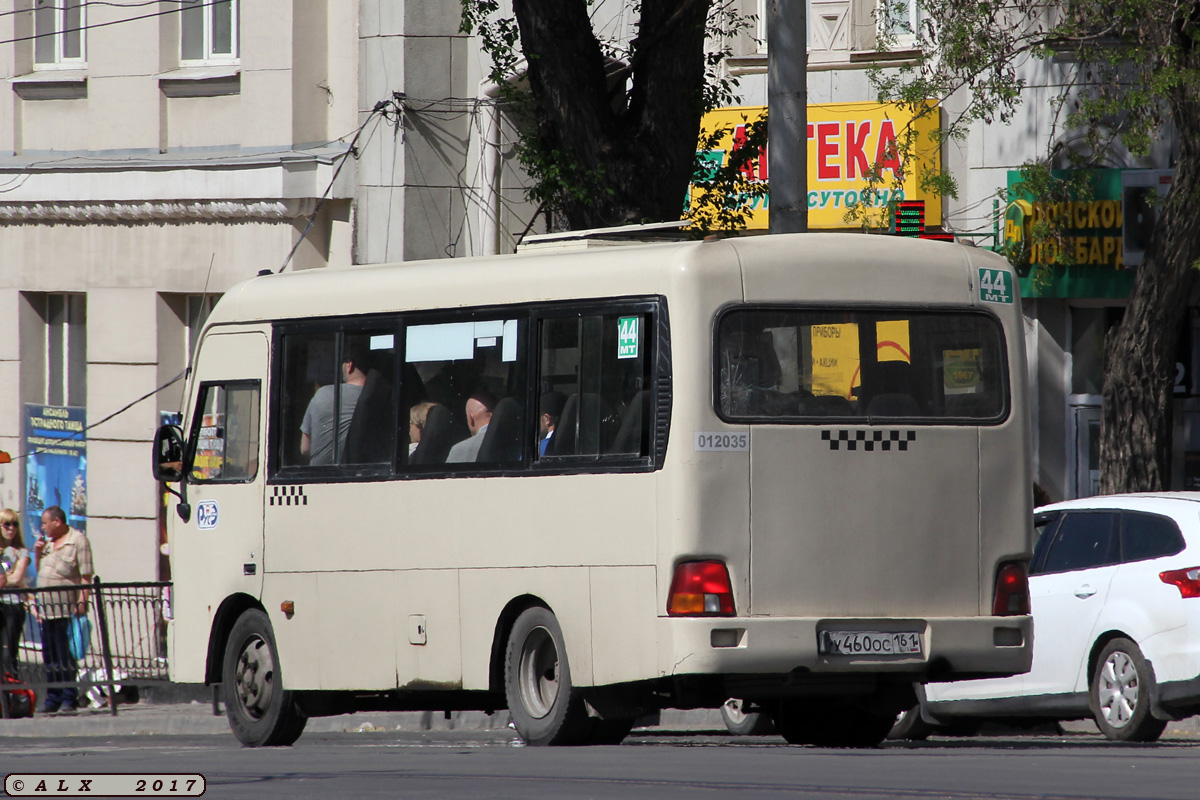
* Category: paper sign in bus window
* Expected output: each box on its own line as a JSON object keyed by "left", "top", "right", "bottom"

{"left": 406, "top": 319, "right": 519, "bottom": 363}
{"left": 809, "top": 322, "right": 860, "bottom": 399}
{"left": 876, "top": 320, "right": 911, "bottom": 363}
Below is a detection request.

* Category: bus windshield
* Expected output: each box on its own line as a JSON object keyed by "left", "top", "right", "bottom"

{"left": 716, "top": 307, "right": 1008, "bottom": 422}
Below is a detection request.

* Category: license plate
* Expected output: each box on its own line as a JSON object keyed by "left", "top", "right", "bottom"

{"left": 820, "top": 631, "right": 922, "bottom": 656}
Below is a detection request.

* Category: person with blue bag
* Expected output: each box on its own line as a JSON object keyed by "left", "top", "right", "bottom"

{"left": 35, "top": 506, "right": 93, "bottom": 714}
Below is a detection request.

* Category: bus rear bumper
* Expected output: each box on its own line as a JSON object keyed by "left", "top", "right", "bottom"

{"left": 658, "top": 615, "right": 1033, "bottom": 681}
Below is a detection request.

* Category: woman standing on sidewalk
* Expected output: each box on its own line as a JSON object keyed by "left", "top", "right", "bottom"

{"left": 0, "top": 508, "right": 31, "bottom": 674}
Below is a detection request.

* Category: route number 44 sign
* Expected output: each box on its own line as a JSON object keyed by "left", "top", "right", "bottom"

{"left": 979, "top": 268, "right": 1013, "bottom": 304}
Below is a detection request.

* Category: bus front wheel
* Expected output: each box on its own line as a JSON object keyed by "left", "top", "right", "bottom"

{"left": 221, "top": 609, "right": 307, "bottom": 747}
{"left": 504, "top": 606, "right": 592, "bottom": 745}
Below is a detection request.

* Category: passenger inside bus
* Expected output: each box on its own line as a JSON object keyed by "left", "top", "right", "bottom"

{"left": 538, "top": 391, "right": 567, "bottom": 456}
{"left": 409, "top": 403, "right": 455, "bottom": 465}
{"left": 446, "top": 390, "right": 497, "bottom": 463}
{"left": 300, "top": 341, "right": 368, "bottom": 465}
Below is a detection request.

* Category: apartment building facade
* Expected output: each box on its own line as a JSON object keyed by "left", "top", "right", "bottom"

{"left": 0, "top": 0, "right": 357, "bottom": 582}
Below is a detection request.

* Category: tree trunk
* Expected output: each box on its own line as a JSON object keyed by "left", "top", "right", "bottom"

{"left": 1099, "top": 93, "right": 1200, "bottom": 493}
{"left": 513, "top": 0, "right": 711, "bottom": 229}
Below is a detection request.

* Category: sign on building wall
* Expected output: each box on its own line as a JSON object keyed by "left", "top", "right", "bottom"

{"left": 689, "top": 102, "right": 944, "bottom": 230}
{"left": 23, "top": 404, "right": 87, "bottom": 537}
{"left": 1006, "top": 168, "right": 1173, "bottom": 298}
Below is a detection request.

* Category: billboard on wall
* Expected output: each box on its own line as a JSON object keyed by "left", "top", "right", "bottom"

{"left": 689, "top": 101, "right": 944, "bottom": 230}
{"left": 1005, "top": 168, "right": 1172, "bottom": 298}
{"left": 23, "top": 404, "right": 87, "bottom": 538}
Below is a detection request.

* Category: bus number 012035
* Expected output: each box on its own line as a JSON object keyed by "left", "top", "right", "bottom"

{"left": 694, "top": 432, "right": 750, "bottom": 451}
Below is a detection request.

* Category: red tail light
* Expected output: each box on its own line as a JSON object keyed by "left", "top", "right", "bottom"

{"left": 667, "top": 561, "right": 735, "bottom": 616}
{"left": 1159, "top": 567, "right": 1200, "bottom": 598}
{"left": 993, "top": 562, "right": 1030, "bottom": 616}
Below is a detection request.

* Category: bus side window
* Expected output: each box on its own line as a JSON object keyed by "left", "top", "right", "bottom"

{"left": 403, "top": 317, "right": 527, "bottom": 468}
{"left": 190, "top": 382, "right": 260, "bottom": 483}
{"left": 279, "top": 332, "right": 337, "bottom": 468}
{"left": 539, "top": 311, "right": 651, "bottom": 459}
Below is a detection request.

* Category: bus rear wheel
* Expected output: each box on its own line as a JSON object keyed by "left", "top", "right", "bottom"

{"left": 774, "top": 700, "right": 895, "bottom": 748}
{"left": 222, "top": 609, "right": 307, "bottom": 747}
{"left": 504, "top": 606, "right": 592, "bottom": 745}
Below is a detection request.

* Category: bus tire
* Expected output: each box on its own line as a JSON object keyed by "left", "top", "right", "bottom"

{"left": 504, "top": 606, "right": 592, "bottom": 746}
{"left": 721, "top": 698, "right": 776, "bottom": 735}
{"left": 1091, "top": 638, "right": 1167, "bottom": 742}
{"left": 222, "top": 609, "right": 307, "bottom": 747}
{"left": 775, "top": 700, "right": 894, "bottom": 748}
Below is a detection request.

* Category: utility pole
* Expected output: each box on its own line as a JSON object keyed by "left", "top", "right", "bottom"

{"left": 767, "top": 0, "right": 808, "bottom": 233}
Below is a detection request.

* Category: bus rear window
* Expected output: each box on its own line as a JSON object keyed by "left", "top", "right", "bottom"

{"left": 716, "top": 308, "right": 1008, "bottom": 423}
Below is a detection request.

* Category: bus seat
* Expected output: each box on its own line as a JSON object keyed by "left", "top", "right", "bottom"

{"left": 409, "top": 404, "right": 454, "bottom": 464}
{"left": 477, "top": 397, "right": 524, "bottom": 462}
{"left": 545, "top": 394, "right": 578, "bottom": 456}
{"left": 344, "top": 368, "right": 395, "bottom": 464}
{"left": 608, "top": 390, "right": 648, "bottom": 454}
{"left": 545, "top": 392, "right": 600, "bottom": 456}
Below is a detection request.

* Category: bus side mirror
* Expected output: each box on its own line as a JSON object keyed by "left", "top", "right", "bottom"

{"left": 152, "top": 425, "right": 185, "bottom": 482}
{"left": 153, "top": 425, "right": 192, "bottom": 523}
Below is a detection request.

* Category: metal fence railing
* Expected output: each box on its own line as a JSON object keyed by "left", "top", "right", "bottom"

{"left": 0, "top": 578, "right": 171, "bottom": 718}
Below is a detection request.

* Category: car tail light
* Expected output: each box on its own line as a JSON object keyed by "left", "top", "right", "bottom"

{"left": 1159, "top": 567, "right": 1200, "bottom": 598}
{"left": 993, "top": 561, "right": 1030, "bottom": 616}
{"left": 667, "top": 561, "right": 735, "bottom": 616}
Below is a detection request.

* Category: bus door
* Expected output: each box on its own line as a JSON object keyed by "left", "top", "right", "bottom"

{"left": 178, "top": 332, "right": 268, "bottom": 607}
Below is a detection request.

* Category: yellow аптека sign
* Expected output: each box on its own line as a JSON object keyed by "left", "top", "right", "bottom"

{"left": 690, "top": 102, "right": 943, "bottom": 230}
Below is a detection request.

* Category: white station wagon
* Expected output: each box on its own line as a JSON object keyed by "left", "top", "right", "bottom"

{"left": 913, "top": 493, "right": 1200, "bottom": 741}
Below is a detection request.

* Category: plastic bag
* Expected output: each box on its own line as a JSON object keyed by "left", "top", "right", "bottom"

{"left": 69, "top": 614, "right": 92, "bottom": 660}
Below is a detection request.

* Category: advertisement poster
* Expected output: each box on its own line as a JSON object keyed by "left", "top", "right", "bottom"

{"left": 23, "top": 404, "right": 87, "bottom": 537}
{"left": 689, "top": 101, "right": 944, "bottom": 230}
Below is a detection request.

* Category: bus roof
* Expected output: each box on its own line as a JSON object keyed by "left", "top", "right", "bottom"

{"left": 205, "top": 233, "right": 1001, "bottom": 326}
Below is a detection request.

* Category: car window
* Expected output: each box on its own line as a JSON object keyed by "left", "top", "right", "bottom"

{"left": 1029, "top": 512, "right": 1061, "bottom": 575}
{"left": 1041, "top": 512, "right": 1119, "bottom": 574}
{"left": 1120, "top": 512, "right": 1185, "bottom": 563}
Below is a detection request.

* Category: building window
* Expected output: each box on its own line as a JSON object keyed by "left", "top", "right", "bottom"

{"left": 34, "top": 0, "right": 84, "bottom": 67}
{"left": 45, "top": 294, "right": 87, "bottom": 407}
{"left": 758, "top": 0, "right": 812, "bottom": 51}
{"left": 181, "top": 0, "right": 238, "bottom": 64}
{"left": 878, "top": 0, "right": 921, "bottom": 40}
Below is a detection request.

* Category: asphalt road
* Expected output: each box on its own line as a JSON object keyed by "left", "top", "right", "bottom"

{"left": 3, "top": 728, "right": 1200, "bottom": 800}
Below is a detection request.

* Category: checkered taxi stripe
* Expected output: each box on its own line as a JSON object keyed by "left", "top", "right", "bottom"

{"left": 822, "top": 430, "right": 916, "bottom": 452}
{"left": 270, "top": 485, "right": 308, "bottom": 506}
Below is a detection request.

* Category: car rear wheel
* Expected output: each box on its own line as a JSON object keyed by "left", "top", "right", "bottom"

{"left": 721, "top": 698, "right": 776, "bottom": 735}
{"left": 886, "top": 704, "right": 934, "bottom": 741}
{"left": 1090, "top": 638, "right": 1167, "bottom": 742}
